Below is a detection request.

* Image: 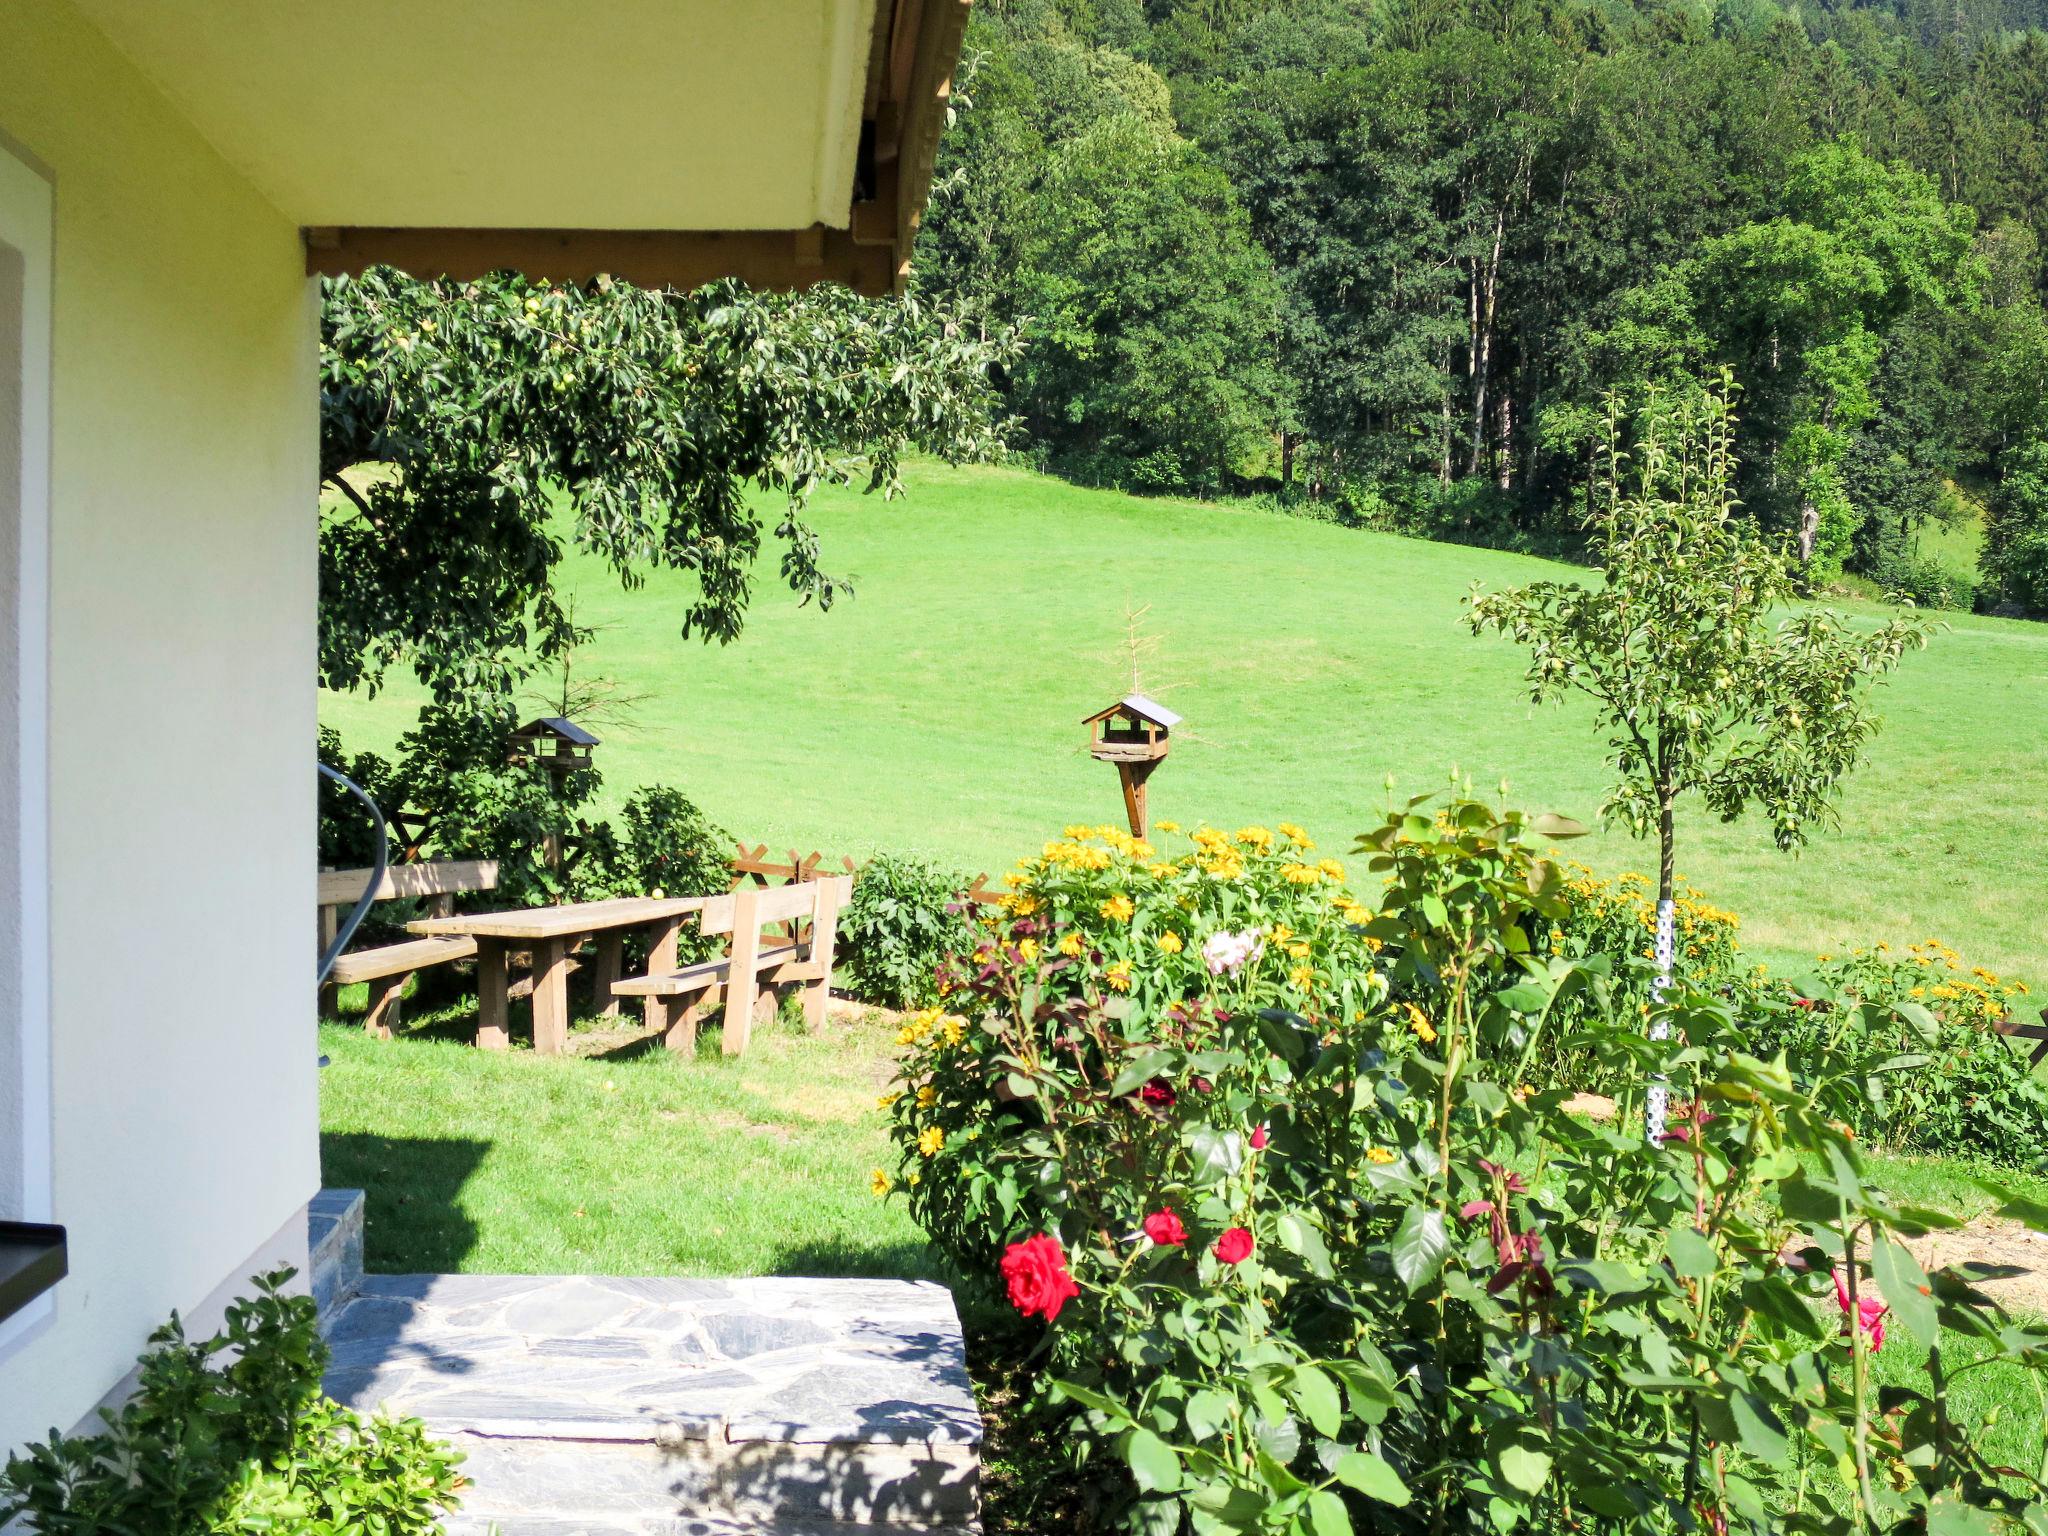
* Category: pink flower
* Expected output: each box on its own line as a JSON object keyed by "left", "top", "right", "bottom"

{"left": 1832, "top": 1268, "right": 1887, "bottom": 1353}
{"left": 1249, "top": 1124, "right": 1269, "bottom": 1151}
{"left": 1214, "top": 1227, "right": 1255, "bottom": 1265}
{"left": 1143, "top": 1210, "right": 1187, "bottom": 1247}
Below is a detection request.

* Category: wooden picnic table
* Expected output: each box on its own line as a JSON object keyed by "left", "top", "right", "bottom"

{"left": 408, "top": 895, "right": 718, "bottom": 1055}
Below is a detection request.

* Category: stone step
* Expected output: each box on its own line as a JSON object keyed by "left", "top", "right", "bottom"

{"left": 323, "top": 1274, "right": 981, "bottom": 1530}
{"left": 307, "top": 1188, "right": 365, "bottom": 1325}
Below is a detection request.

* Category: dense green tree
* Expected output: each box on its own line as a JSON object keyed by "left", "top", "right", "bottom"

{"left": 919, "top": 0, "right": 2048, "bottom": 606}
{"left": 1012, "top": 114, "right": 1289, "bottom": 490}
{"left": 320, "top": 271, "right": 1014, "bottom": 705}
{"left": 1986, "top": 437, "right": 2048, "bottom": 611}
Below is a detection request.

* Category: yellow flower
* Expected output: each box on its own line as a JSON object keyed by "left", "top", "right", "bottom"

{"left": 1059, "top": 932, "right": 1086, "bottom": 957}
{"left": 1271, "top": 924, "right": 1295, "bottom": 944}
{"left": 1234, "top": 825, "right": 1274, "bottom": 850}
{"left": 1406, "top": 1004, "right": 1437, "bottom": 1044}
{"left": 894, "top": 1025, "right": 919, "bottom": 1048}
{"left": 1101, "top": 893, "right": 1136, "bottom": 923}
{"left": 1107, "top": 961, "right": 1132, "bottom": 992}
{"left": 1281, "top": 862, "right": 1321, "bottom": 885}
{"left": 1279, "top": 822, "right": 1313, "bottom": 848}
{"left": 1290, "top": 965, "right": 1315, "bottom": 990}
{"left": 1157, "top": 931, "right": 1184, "bottom": 954}
{"left": 942, "top": 1017, "right": 966, "bottom": 1047}
{"left": 908, "top": 1171, "right": 922, "bottom": 1186}
{"left": 1287, "top": 942, "right": 1311, "bottom": 960}
{"left": 877, "top": 1091, "right": 902, "bottom": 1109}
{"left": 916, "top": 1084, "right": 937, "bottom": 1109}
{"left": 1317, "top": 858, "right": 1344, "bottom": 880}
{"left": 870, "top": 1168, "right": 891, "bottom": 1197}
{"left": 1366, "top": 1147, "right": 1397, "bottom": 1165}
{"left": 1156, "top": 819, "right": 1181, "bottom": 834}
{"left": 918, "top": 1126, "right": 945, "bottom": 1158}
{"left": 1147, "top": 862, "right": 1179, "bottom": 879}
{"left": 1017, "top": 938, "right": 1040, "bottom": 962}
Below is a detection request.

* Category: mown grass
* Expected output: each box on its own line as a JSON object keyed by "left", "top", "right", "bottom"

{"left": 321, "top": 460, "right": 2048, "bottom": 999}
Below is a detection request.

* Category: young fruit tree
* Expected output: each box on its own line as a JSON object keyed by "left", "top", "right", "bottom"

{"left": 1467, "top": 376, "right": 1932, "bottom": 1133}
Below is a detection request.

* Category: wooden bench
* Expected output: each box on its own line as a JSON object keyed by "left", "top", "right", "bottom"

{"left": 319, "top": 858, "right": 499, "bottom": 1036}
{"left": 612, "top": 875, "right": 850, "bottom": 1057}
{"left": 1995, "top": 1007, "right": 2048, "bottom": 1066}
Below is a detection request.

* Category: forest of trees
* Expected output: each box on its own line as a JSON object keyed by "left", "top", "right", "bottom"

{"left": 913, "top": 0, "right": 2048, "bottom": 612}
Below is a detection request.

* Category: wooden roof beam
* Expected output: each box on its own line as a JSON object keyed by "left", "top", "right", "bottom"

{"left": 303, "top": 224, "right": 896, "bottom": 296}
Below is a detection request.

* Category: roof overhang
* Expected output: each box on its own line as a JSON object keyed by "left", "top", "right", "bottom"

{"left": 72, "top": 0, "right": 970, "bottom": 296}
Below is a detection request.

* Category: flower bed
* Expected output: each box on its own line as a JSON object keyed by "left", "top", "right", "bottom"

{"left": 881, "top": 800, "right": 2048, "bottom": 1534}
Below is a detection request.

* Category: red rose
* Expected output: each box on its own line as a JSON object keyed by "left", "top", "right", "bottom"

{"left": 1143, "top": 1210, "right": 1187, "bottom": 1247}
{"left": 1214, "top": 1226, "right": 1255, "bottom": 1265}
{"left": 1001, "top": 1233, "right": 1080, "bottom": 1322}
{"left": 1140, "top": 1078, "right": 1176, "bottom": 1108}
{"left": 1249, "top": 1124, "right": 1269, "bottom": 1150}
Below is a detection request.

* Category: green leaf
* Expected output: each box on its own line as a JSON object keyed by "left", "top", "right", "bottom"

{"left": 1497, "top": 1443, "right": 1552, "bottom": 1494}
{"left": 1304, "top": 1489, "right": 1353, "bottom": 1536}
{"left": 1729, "top": 1392, "right": 1790, "bottom": 1466}
{"left": 1871, "top": 1232, "right": 1938, "bottom": 1346}
{"left": 1127, "top": 1428, "right": 1182, "bottom": 1494}
{"left": 1666, "top": 1225, "right": 1718, "bottom": 1280}
{"left": 1330, "top": 1450, "right": 1410, "bottom": 1507}
{"left": 1286, "top": 1366, "right": 1341, "bottom": 1439}
{"left": 1389, "top": 1207, "right": 1451, "bottom": 1292}
{"left": 1184, "top": 1388, "right": 1233, "bottom": 1443}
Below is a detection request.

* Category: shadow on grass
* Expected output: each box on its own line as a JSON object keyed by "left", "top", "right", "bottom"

{"left": 766, "top": 1235, "right": 958, "bottom": 1284}
{"left": 320, "top": 1132, "right": 490, "bottom": 1272}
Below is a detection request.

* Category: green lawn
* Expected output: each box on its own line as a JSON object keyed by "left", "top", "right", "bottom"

{"left": 321, "top": 459, "right": 2048, "bottom": 997}
{"left": 318, "top": 1012, "right": 929, "bottom": 1279}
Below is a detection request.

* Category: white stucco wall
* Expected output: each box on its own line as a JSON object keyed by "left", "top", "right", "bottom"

{"left": 0, "top": 0, "right": 318, "bottom": 1450}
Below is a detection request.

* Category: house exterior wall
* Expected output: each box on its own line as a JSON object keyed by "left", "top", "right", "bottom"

{"left": 0, "top": 0, "right": 318, "bottom": 1451}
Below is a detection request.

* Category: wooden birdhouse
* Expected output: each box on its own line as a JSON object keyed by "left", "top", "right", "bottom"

{"left": 509, "top": 716, "right": 600, "bottom": 788}
{"left": 1083, "top": 694, "right": 1180, "bottom": 839}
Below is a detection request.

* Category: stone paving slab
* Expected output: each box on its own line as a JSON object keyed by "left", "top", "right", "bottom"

{"left": 322, "top": 1275, "right": 981, "bottom": 1450}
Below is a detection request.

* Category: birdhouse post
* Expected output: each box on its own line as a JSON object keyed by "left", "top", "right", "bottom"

{"left": 1083, "top": 695, "right": 1180, "bottom": 840}
{"left": 508, "top": 717, "right": 600, "bottom": 869}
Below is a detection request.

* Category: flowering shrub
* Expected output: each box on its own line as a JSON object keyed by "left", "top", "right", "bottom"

{"left": 1747, "top": 941, "right": 2045, "bottom": 1165}
{"left": 882, "top": 798, "right": 2048, "bottom": 1535}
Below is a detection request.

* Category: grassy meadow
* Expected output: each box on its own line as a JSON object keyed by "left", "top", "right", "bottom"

{"left": 321, "top": 459, "right": 2048, "bottom": 996}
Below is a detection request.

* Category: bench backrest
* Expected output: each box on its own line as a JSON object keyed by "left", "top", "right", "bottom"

{"left": 318, "top": 858, "right": 500, "bottom": 910}
{"left": 700, "top": 875, "right": 852, "bottom": 938}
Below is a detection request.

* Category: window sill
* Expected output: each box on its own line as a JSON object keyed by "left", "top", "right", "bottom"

{"left": 0, "top": 1222, "right": 66, "bottom": 1326}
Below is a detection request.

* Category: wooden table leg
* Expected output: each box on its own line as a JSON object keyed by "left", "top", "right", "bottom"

{"left": 643, "top": 916, "right": 683, "bottom": 1038}
{"left": 532, "top": 937, "right": 572, "bottom": 1056}
{"left": 476, "top": 939, "right": 510, "bottom": 1050}
{"left": 594, "top": 932, "right": 625, "bottom": 1019}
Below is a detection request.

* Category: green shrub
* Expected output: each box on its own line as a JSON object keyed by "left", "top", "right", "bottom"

{"left": 1747, "top": 941, "right": 2044, "bottom": 1165}
{"left": 883, "top": 796, "right": 2048, "bottom": 1535}
{"left": 1867, "top": 541, "right": 1977, "bottom": 611}
{"left": 615, "top": 784, "right": 731, "bottom": 900}
{"left": 0, "top": 1269, "right": 464, "bottom": 1534}
{"left": 838, "top": 851, "right": 981, "bottom": 1009}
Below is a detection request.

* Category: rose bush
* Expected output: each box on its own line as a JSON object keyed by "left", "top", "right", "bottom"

{"left": 882, "top": 798, "right": 2048, "bottom": 1535}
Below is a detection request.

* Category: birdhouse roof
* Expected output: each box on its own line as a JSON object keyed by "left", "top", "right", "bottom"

{"left": 513, "top": 716, "right": 601, "bottom": 747}
{"left": 1082, "top": 694, "right": 1182, "bottom": 730}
